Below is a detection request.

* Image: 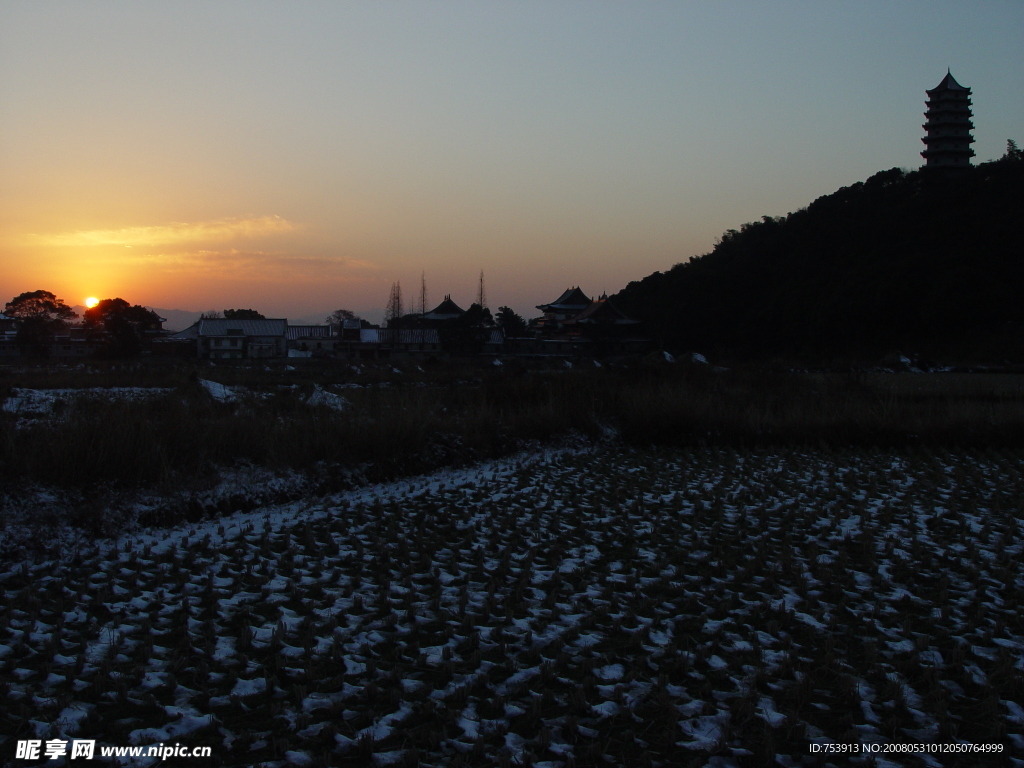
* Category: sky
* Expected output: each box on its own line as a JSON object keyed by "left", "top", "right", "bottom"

{"left": 1, "top": 1, "right": 1021, "bottom": 324}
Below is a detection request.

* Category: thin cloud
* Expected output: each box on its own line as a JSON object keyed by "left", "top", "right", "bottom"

{"left": 112, "top": 249, "right": 379, "bottom": 281}
{"left": 33, "top": 216, "right": 299, "bottom": 248}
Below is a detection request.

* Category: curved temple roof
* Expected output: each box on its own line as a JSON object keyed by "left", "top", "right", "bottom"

{"left": 422, "top": 295, "right": 466, "bottom": 321}
{"left": 537, "top": 287, "right": 592, "bottom": 312}
{"left": 928, "top": 70, "right": 969, "bottom": 93}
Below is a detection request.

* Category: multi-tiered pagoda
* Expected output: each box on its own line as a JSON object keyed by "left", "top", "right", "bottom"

{"left": 921, "top": 70, "right": 974, "bottom": 169}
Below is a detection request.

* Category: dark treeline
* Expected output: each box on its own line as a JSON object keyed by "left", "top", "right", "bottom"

{"left": 614, "top": 157, "right": 1024, "bottom": 359}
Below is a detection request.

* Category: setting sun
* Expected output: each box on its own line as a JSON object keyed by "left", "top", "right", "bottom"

{"left": 84, "top": 297, "right": 99, "bottom": 308}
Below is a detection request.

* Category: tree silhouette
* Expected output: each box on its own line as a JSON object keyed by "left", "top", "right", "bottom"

{"left": 462, "top": 303, "right": 493, "bottom": 327}
{"left": 223, "top": 308, "right": 265, "bottom": 320}
{"left": 84, "top": 298, "right": 163, "bottom": 357}
{"left": 4, "top": 290, "right": 77, "bottom": 356}
{"left": 325, "top": 309, "right": 377, "bottom": 329}
{"left": 614, "top": 160, "right": 1024, "bottom": 358}
{"left": 326, "top": 308, "right": 356, "bottom": 326}
{"left": 495, "top": 306, "right": 527, "bottom": 336}
{"left": 4, "top": 290, "right": 76, "bottom": 323}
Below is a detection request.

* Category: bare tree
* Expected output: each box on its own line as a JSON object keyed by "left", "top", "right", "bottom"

{"left": 419, "top": 272, "right": 428, "bottom": 316}
{"left": 327, "top": 309, "right": 356, "bottom": 328}
{"left": 477, "top": 270, "right": 487, "bottom": 310}
{"left": 385, "top": 282, "right": 404, "bottom": 327}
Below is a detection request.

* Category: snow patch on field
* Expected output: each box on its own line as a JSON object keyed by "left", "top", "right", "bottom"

{"left": 2, "top": 445, "right": 1022, "bottom": 765}
{"left": 199, "top": 379, "right": 236, "bottom": 402}
{"left": 2, "top": 386, "right": 172, "bottom": 417}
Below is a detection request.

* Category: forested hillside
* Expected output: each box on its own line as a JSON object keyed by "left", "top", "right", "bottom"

{"left": 614, "top": 157, "right": 1024, "bottom": 359}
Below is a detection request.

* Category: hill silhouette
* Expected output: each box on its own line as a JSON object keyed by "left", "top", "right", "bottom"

{"left": 614, "top": 157, "right": 1024, "bottom": 361}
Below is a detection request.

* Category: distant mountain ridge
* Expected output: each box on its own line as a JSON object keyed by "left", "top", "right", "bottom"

{"left": 613, "top": 159, "right": 1024, "bottom": 359}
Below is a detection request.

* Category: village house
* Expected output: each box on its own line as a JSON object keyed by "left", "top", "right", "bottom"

{"left": 161, "top": 318, "right": 288, "bottom": 360}
{"left": 159, "top": 318, "right": 444, "bottom": 361}
{"left": 151, "top": 284, "right": 647, "bottom": 362}
{"left": 0, "top": 313, "right": 18, "bottom": 357}
{"left": 48, "top": 326, "right": 95, "bottom": 359}
{"left": 335, "top": 318, "right": 363, "bottom": 341}
{"left": 482, "top": 328, "right": 505, "bottom": 355}
{"left": 350, "top": 328, "right": 442, "bottom": 360}
{"left": 285, "top": 322, "right": 445, "bottom": 360}
{"left": 0, "top": 313, "right": 97, "bottom": 358}
{"left": 286, "top": 325, "right": 335, "bottom": 357}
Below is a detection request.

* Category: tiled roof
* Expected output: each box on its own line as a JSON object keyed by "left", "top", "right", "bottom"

{"left": 198, "top": 318, "right": 287, "bottom": 336}
{"left": 928, "top": 70, "right": 969, "bottom": 93}
{"left": 163, "top": 323, "right": 200, "bottom": 340}
{"left": 537, "top": 287, "right": 592, "bottom": 312}
{"left": 423, "top": 296, "right": 465, "bottom": 320}
{"left": 563, "top": 299, "right": 638, "bottom": 325}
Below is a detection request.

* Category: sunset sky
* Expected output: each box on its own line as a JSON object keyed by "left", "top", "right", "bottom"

{"left": 2, "top": 2, "right": 1021, "bottom": 324}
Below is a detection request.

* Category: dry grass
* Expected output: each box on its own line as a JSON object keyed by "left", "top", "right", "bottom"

{"left": 2, "top": 360, "right": 1024, "bottom": 505}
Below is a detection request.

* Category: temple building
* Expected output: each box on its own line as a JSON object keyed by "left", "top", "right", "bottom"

{"left": 421, "top": 295, "right": 466, "bottom": 323}
{"left": 921, "top": 70, "right": 974, "bottom": 169}
{"left": 534, "top": 287, "right": 594, "bottom": 332}
{"left": 560, "top": 295, "right": 641, "bottom": 332}
{"left": 516, "top": 287, "right": 647, "bottom": 357}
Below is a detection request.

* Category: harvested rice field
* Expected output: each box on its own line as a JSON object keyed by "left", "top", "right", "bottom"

{"left": 2, "top": 445, "right": 1023, "bottom": 767}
